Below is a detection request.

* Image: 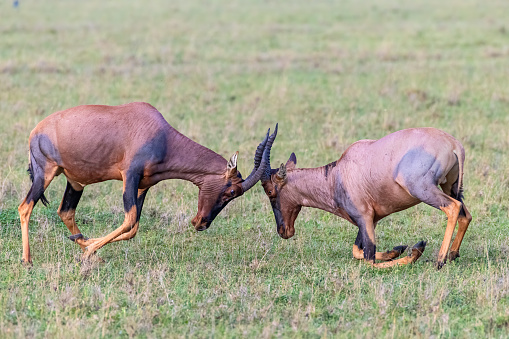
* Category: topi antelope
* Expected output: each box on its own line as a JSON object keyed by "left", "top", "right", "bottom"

{"left": 18, "top": 102, "right": 277, "bottom": 264}
{"left": 261, "top": 128, "right": 472, "bottom": 269}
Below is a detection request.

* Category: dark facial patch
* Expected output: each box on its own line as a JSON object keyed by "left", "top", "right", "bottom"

{"left": 199, "top": 180, "right": 245, "bottom": 228}
{"left": 202, "top": 187, "right": 230, "bottom": 227}
{"left": 262, "top": 179, "right": 286, "bottom": 235}
{"left": 269, "top": 186, "right": 285, "bottom": 235}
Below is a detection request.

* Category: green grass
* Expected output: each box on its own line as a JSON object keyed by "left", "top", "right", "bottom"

{"left": 1, "top": 0, "right": 509, "bottom": 337}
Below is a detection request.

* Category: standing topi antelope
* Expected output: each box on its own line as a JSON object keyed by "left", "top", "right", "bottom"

{"left": 261, "top": 128, "right": 472, "bottom": 269}
{"left": 19, "top": 102, "right": 277, "bottom": 264}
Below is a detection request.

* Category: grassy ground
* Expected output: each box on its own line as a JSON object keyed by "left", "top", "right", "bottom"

{"left": 1, "top": 0, "right": 509, "bottom": 337}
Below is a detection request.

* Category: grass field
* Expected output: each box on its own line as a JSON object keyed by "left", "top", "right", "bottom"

{"left": 1, "top": 0, "right": 509, "bottom": 337}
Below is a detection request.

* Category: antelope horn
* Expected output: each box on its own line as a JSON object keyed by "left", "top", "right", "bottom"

{"left": 261, "top": 128, "right": 277, "bottom": 182}
{"left": 245, "top": 128, "right": 270, "bottom": 180}
{"left": 241, "top": 123, "right": 278, "bottom": 192}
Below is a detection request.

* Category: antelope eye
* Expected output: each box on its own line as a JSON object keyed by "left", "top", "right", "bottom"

{"left": 230, "top": 189, "right": 235, "bottom": 196}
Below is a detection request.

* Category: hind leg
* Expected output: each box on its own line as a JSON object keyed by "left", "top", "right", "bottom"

{"left": 402, "top": 178, "right": 461, "bottom": 269}
{"left": 57, "top": 180, "right": 89, "bottom": 251}
{"left": 441, "top": 173, "right": 472, "bottom": 262}
{"left": 18, "top": 165, "right": 58, "bottom": 264}
{"left": 448, "top": 204, "right": 472, "bottom": 261}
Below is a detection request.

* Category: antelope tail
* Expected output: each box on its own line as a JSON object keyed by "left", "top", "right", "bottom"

{"left": 27, "top": 149, "right": 49, "bottom": 207}
{"left": 452, "top": 149, "right": 464, "bottom": 203}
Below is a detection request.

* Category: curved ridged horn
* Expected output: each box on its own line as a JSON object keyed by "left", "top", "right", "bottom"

{"left": 261, "top": 130, "right": 276, "bottom": 182}
{"left": 241, "top": 124, "right": 278, "bottom": 192}
{"left": 245, "top": 128, "right": 270, "bottom": 180}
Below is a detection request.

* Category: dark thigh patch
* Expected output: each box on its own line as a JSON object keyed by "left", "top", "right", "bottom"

{"left": 31, "top": 133, "right": 62, "bottom": 166}
{"left": 394, "top": 147, "right": 444, "bottom": 186}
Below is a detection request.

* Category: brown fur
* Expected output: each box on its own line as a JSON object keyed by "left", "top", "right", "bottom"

{"left": 262, "top": 128, "right": 471, "bottom": 269}
{"left": 19, "top": 102, "right": 276, "bottom": 263}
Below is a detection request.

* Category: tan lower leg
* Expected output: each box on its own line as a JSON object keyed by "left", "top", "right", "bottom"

{"left": 448, "top": 205, "right": 472, "bottom": 260}
{"left": 108, "top": 222, "right": 139, "bottom": 242}
{"left": 352, "top": 244, "right": 407, "bottom": 261}
{"left": 58, "top": 208, "right": 88, "bottom": 251}
{"left": 82, "top": 207, "right": 137, "bottom": 258}
{"left": 18, "top": 200, "right": 35, "bottom": 264}
{"left": 81, "top": 221, "right": 140, "bottom": 246}
{"left": 437, "top": 200, "right": 462, "bottom": 265}
{"left": 367, "top": 243, "right": 426, "bottom": 268}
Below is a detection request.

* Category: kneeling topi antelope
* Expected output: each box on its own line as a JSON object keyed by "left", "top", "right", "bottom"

{"left": 261, "top": 128, "right": 471, "bottom": 269}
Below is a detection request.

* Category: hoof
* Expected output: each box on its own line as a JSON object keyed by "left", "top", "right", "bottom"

{"left": 436, "top": 260, "right": 446, "bottom": 270}
{"left": 80, "top": 254, "right": 105, "bottom": 264}
{"left": 448, "top": 251, "right": 460, "bottom": 262}
{"left": 81, "top": 248, "right": 104, "bottom": 263}
{"left": 410, "top": 241, "right": 427, "bottom": 260}
{"left": 392, "top": 245, "right": 408, "bottom": 255}
{"left": 69, "top": 233, "right": 89, "bottom": 242}
{"left": 21, "top": 258, "right": 33, "bottom": 267}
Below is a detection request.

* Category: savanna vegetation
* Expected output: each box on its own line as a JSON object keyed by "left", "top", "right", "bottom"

{"left": 1, "top": 0, "right": 509, "bottom": 337}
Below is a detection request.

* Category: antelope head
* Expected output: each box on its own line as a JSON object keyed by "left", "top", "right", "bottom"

{"left": 261, "top": 152, "right": 300, "bottom": 239}
{"left": 191, "top": 125, "right": 278, "bottom": 230}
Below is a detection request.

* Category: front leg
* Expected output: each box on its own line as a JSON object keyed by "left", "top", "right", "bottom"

{"left": 353, "top": 216, "right": 426, "bottom": 268}
{"left": 71, "top": 188, "right": 149, "bottom": 248}
{"left": 352, "top": 214, "right": 377, "bottom": 264}
{"left": 82, "top": 172, "right": 140, "bottom": 260}
{"left": 352, "top": 228, "right": 408, "bottom": 261}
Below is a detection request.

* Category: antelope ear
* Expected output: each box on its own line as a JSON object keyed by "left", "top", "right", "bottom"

{"left": 275, "top": 163, "right": 288, "bottom": 184}
{"left": 286, "top": 152, "right": 297, "bottom": 170}
{"left": 226, "top": 151, "right": 238, "bottom": 178}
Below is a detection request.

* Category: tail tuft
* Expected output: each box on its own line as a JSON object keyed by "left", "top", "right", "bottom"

{"left": 40, "top": 193, "right": 50, "bottom": 207}
{"left": 27, "top": 166, "right": 34, "bottom": 182}
{"left": 456, "top": 185, "right": 464, "bottom": 202}
{"left": 27, "top": 162, "right": 49, "bottom": 207}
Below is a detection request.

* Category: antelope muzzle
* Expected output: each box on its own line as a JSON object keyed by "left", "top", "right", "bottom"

{"left": 192, "top": 200, "right": 230, "bottom": 231}
{"left": 191, "top": 215, "right": 211, "bottom": 231}
{"left": 269, "top": 199, "right": 293, "bottom": 239}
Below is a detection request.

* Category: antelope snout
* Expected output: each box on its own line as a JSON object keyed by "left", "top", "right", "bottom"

{"left": 191, "top": 215, "right": 210, "bottom": 231}
{"left": 277, "top": 224, "right": 295, "bottom": 239}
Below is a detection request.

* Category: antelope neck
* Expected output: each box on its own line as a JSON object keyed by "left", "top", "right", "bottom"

{"left": 151, "top": 127, "right": 228, "bottom": 187}
{"left": 285, "top": 167, "right": 337, "bottom": 213}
